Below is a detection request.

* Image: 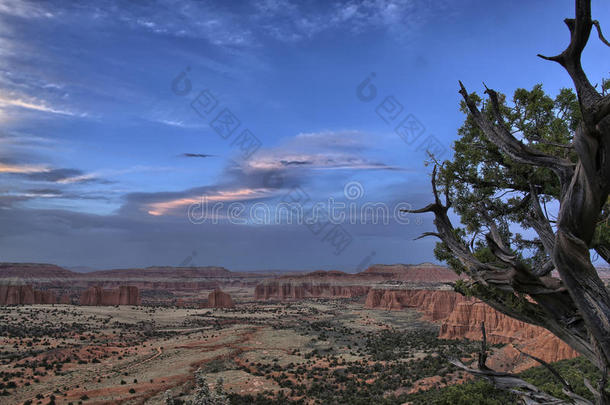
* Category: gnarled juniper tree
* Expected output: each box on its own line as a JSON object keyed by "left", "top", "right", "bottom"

{"left": 409, "top": 0, "right": 610, "bottom": 403}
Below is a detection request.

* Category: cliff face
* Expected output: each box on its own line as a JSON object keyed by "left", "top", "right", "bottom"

{"left": 362, "top": 263, "right": 460, "bottom": 283}
{"left": 365, "top": 288, "right": 579, "bottom": 366}
{"left": 437, "top": 299, "right": 579, "bottom": 363}
{"left": 0, "top": 263, "right": 77, "bottom": 280}
{"left": 439, "top": 300, "right": 535, "bottom": 344}
{"left": 255, "top": 281, "right": 370, "bottom": 300}
{"left": 364, "top": 289, "right": 463, "bottom": 320}
{"left": 0, "top": 264, "right": 273, "bottom": 299}
{"left": 207, "top": 289, "right": 234, "bottom": 308}
{"left": 79, "top": 286, "right": 141, "bottom": 306}
{"left": 0, "top": 285, "right": 59, "bottom": 305}
{"left": 254, "top": 263, "right": 462, "bottom": 301}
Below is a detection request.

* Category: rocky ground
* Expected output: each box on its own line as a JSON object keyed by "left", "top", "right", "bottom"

{"left": 0, "top": 298, "right": 497, "bottom": 405}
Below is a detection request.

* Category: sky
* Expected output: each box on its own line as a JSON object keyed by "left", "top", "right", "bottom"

{"left": 0, "top": 0, "right": 609, "bottom": 271}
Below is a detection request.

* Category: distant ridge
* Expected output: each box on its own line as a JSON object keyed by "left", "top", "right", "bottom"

{"left": 0, "top": 263, "right": 77, "bottom": 279}
{"left": 361, "top": 263, "right": 461, "bottom": 282}
{"left": 1, "top": 262, "right": 607, "bottom": 284}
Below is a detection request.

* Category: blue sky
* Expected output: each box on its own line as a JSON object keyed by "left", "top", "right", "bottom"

{"left": 0, "top": 0, "right": 608, "bottom": 271}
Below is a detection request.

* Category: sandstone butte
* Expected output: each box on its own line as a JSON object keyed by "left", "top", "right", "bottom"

{"left": 0, "top": 284, "right": 60, "bottom": 305}
{"left": 365, "top": 288, "right": 579, "bottom": 367}
{"left": 207, "top": 288, "right": 234, "bottom": 308}
{"left": 79, "top": 286, "right": 141, "bottom": 306}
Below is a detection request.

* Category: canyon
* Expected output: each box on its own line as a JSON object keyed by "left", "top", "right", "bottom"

{"left": 365, "top": 287, "right": 579, "bottom": 367}
{"left": 0, "top": 261, "right": 591, "bottom": 370}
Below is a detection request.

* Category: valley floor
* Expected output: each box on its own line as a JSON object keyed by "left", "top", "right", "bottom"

{"left": 0, "top": 299, "right": 589, "bottom": 404}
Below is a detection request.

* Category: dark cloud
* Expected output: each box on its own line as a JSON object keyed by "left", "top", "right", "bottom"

{"left": 280, "top": 160, "right": 311, "bottom": 166}
{"left": 182, "top": 153, "right": 216, "bottom": 158}
{"left": 25, "top": 188, "right": 63, "bottom": 196}
{"left": 24, "top": 168, "right": 81, "bottom": 182}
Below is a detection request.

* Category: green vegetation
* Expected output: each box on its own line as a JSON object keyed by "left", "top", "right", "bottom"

{"left": 519, "top": 356, "right": 610, "bottom": 402}
{"left": 405, "top": 379, "right": 515, "bottom": 405}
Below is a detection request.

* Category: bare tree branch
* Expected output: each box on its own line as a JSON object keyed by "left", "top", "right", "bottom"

{"left": 592, "top": 20, "right": 610, "bottom": 47}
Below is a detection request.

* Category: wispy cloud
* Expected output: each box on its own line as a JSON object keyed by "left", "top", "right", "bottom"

{"left": 0, "top": 162, "right": 49, "bottom": 174}
{"left": 146, "top": 187, "right": 272, "bottom": 216}
{"left": 0, "top": 1, "right": 56, "bottom": 19}
{"left": 23, "top": 168, "right": 98, "bottom": 184}
{"left": 2, "top": 0, "right": 451, "bottom": 47}
{"left": 253, "top": 0, "right": 450, "bottom": 42}
{"left": 242, "top": 130, "right": 404, "bottom": 172}
{"left": 155, "top": 119, "right": 190, "bottom": 127}
{"left": 0, "top": 95, "right": 88, "bottom": 117}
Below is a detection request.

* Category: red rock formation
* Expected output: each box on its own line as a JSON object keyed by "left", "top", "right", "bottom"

{"left": 0, "top": 263, "right": 77, "bottom": 280}
{"left": 79, "top": 286, "right": 141, "bottom": 306}
{"left": 254, "top": 263, "right": 462, "bottom": 301}
{"left": 207, "top": 289, "right": 234, "bottom": 308}
{"left": 0, "top": 263, "right": 274, "bottom": 297}
{"left": 362, "top": 263, "right": 461, "bottom": 283}
{"left": 438, "top": 298, "right": 579, "bottom": 364}
{"left": 364, "top": 289, "right": 463, "bottom": 320}
{"left": 486, "top": 332, "right": 581, "bottom": 373}
{"left": 365, "top": 288, "right": 579, "bottom": 367}
{"left": 439, "top": 299, "right": 536, "bottom": 344}
{"left": 255, "top": 281, "right": 370, "bottom": 300}
{"left": 0, "top": 285, "right": 59, "bottom": 305}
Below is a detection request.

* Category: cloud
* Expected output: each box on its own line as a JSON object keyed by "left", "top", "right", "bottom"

{"left": 182, "top": 153, "right": 217, "bottom": 158}
{"left": 22, "top": 168, "right": 97, "bottom": 184}
{"left": 115, "top": 130, "right": 408, "bottom": 218}
{"left": 253, "top": 0, "right": 451, "bottom": 42}
{"left": 0, "top": 132, "right": 57, "bottom": 148}
{"left": 0, "top": 94, "right": 88, "bottom": 117}
{"left": 146, "top": 187, "right": 272, "bottom": 216}
{"left": 2, "top": 0, "right": 451, "bottom": 48}
{"left": 0, "top": 159, "right": 107, "bottom": 185}
{"left": 0, "top": 1, "right": 55, "bottom": 19}
{"left": 155, "top": 119, "right": 192, "bottom": 128}
{"left": 241, "top": 130, "right": 403, "bottom": 172}
{"left": 0, "top": 162, "right": 49, "bottom": 174}
{"left": 246, "top": 153, "right": 401, "bottom": 171}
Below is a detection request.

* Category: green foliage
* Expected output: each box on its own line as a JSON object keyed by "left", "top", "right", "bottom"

{"left": 436, "top": 84, "right": 582, "bottom": 275}
{"left": 405, "top": 379, "right": 516, "bottom": 404}
{"left": 519, "top": 356, "right": 610, "bottom": 401}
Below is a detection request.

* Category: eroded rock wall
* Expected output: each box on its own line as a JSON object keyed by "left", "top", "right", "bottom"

{"left": 79, "top": 286, "right": 141, "bottom": 306}
{"left": 207, "top": 289, "right": 234, "bottom": 308}
{"left": 0, "top": 285, "right": 58, "bottom": 305}
{"left": 365, "top": 288, "right": 580, "bottom": 365}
